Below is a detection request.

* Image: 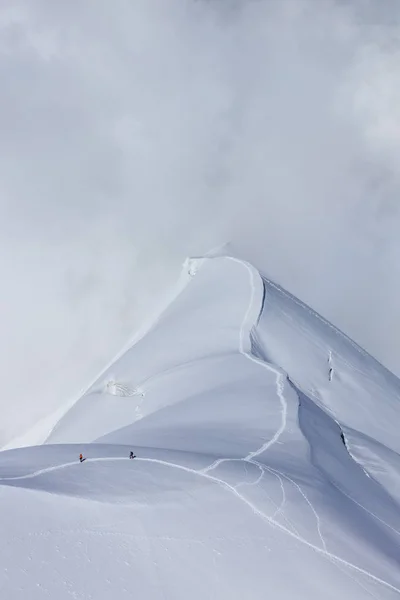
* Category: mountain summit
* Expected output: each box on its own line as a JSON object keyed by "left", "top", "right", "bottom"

{"left": 1, "top": 256, "right": 399, "bottom": 599}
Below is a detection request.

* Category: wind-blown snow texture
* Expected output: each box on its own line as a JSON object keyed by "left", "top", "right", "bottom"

{"left": 1, "top": 256, "right": 400, "bottom": 599}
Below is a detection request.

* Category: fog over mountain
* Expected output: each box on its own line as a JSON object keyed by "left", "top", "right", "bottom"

{"left": 1, "top": 0, "right": 400, "bottom": 445}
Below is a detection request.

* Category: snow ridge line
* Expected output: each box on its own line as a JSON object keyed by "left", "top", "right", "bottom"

{"left": 194, "top": 259, "right": 327, "bottom": 554}
{"left": 264, "top": 277, "right": 370, "bottom": 359}
{"left": 264, "top": 277, "right": 394, "bottom": 386}
{"left": 290, "top": 380, "right": 400, "bottom": 539}
{"left": 1, "top": 456, "right": 399, "bottom": 594}
{"left": 201, "top": 257, "right": 287, "bottom": 474}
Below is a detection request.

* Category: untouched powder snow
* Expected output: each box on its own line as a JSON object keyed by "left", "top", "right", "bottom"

{"left": 1, "top": 256, "right": 400, "bottom": 599}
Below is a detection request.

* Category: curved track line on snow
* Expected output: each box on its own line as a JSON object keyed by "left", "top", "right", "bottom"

{"left": 263, "top": 468, "right": 286, "bottom": 519}
{"left": 265, "top": 464, "right": 328, "bottom": 553}
{"left": 245, "top": 369, "right": 287, "bottom": 461}
{"left": 235, "top": 462, "right": 264, "bottom": 488}
{"left": 0, "top": 460, "right": 87, "bottom": 481}
{"left": 201, "top": 257, "right": 287, "bottom": 474}
{"left": 250, "top": 460, "right": 301, "bottom": 537}
{"left": 229, "top": 459, "right": 300, "bottom": 536}
{"left": 1, "top": 455, "right": 399, "bottom": 595}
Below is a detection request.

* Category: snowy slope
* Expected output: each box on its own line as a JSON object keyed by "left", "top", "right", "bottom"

{"left": 1, "top": 256, "right": 400, "bottom": 599}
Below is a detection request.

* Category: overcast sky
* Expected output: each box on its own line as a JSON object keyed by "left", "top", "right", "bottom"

{"left": 1, "top": 0, "right": 400, "bottom": 445}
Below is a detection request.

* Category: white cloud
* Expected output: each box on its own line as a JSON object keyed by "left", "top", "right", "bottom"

{"left": 1, "top": 0, "right": 400, "bottom": 444}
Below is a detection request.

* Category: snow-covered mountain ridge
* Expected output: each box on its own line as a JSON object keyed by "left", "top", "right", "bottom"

{"left": 1, "top": 255, "right": 399, "bottom": 599}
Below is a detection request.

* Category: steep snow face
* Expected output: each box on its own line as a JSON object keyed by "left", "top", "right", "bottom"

{"left": 1, "top": 256, "right": 400, "bottom": 599}
{"left": 253, "top": 279, "right": 400, "bottom": 503}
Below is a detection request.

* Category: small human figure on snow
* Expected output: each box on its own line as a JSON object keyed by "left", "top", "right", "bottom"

{"left": 129, "top": 451, "right": 136, "bottom": 459}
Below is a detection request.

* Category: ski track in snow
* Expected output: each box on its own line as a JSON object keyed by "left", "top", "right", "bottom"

{"left": 201, "top": 257, "right": 288, "bottom": 475}
{"left": 261, "top": 466, "right": 287, "bottom": 519}
{"left": 235, "top": 462, "right": 264, "bottom": 489}
{"left": 265, "top": 464, "right": 327, "bottom": 553}
{"left": 223, "top": 459, "right": 301, "bottom": 536}
{"left": 1, "top": 455, "right": 399, "bottom": 596}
